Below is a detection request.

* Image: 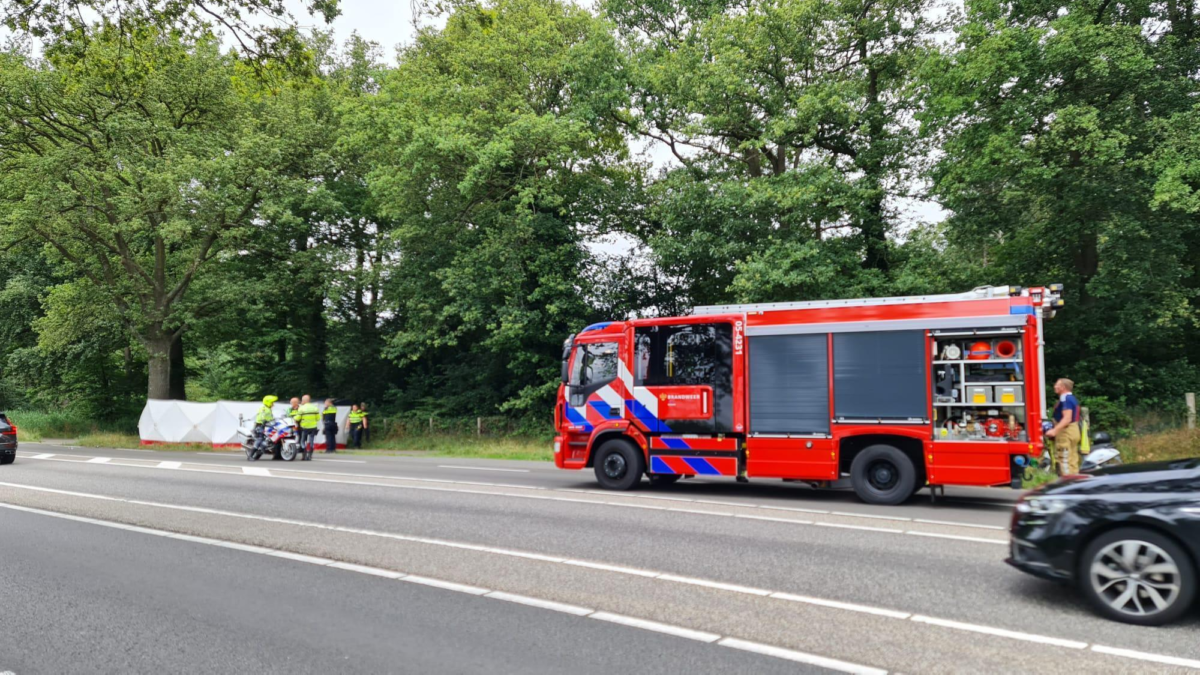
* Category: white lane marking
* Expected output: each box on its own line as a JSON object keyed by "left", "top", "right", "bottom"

{"left": 719, "top": 638, "right": 889, "bottom": 675}
{"left": 589, "top": 612, "right": 721, "bottom": 643}
{"left": 403, "top": 575, "right": 490, "bottom": 595}
{"left": 2, "top": 492, "right": 1195, "bottom": 671}
{"left": 692, "top": 499, "right": 750, "bottom": 508}
{"left": 328, "top": 562, "right": 406, "bottom": 579}
{"left": 904, "top": 531, "right": 1007, "bottom": 546}
{"left": 769, "top": 593, "right": 912, "bottom": 620}
{"left": 242, "top": 467, "right": 271, "bottom": 476}
{"left": 485, "top": 591, "right": 594, "bottom": 617}
{"left": 1091, "top": 645, "right": 1200, "bottom": 670}
{"left": 815, "top": 522, "right": 906, "bottom": 534}
{"left": 438, "top": 465, "right": 530, "bottom": 473}
{"left": 735, "top": 514, "right": 815, "bottom": 525}
{"left": 561, "top": 560, "right": 661, "bottom": 578}
{"left": 657, "top": 574, "right": 772, "bottom": 597}
{"left": 86, "top": 457, "right": 112, "bottom": 464}
{"left": 909, "top": 615, "right": 1087, "bottom": 649}
{"left": 770, "top": 506, "right": 832, "bottom": 515}
{"left": 13, "top": 454, "right": 1009, "bottom": 540}
{"left": 316, "top": 459, "right": 367, "bottom": 464}
{"left": 31, "top": 453, "right": 55, "bottom": 459}
{"left": 157, "top": 461, "right": 182, "bottom": 469}
{"left": 912, "top": 519, "right": 1005, "bottom": 531}
{"left": 668, "top": 507, "right": 733, "bottom": 517}
{"left": 830, "top": 511, "right": 911, "bottom": 523}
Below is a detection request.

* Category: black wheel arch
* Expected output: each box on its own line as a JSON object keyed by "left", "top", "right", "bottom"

{"left": 1073, "top": 517, "right": 1199, "bottom": 582}
{"left": 586, "top": 430, "right": 645, "bottom": 468}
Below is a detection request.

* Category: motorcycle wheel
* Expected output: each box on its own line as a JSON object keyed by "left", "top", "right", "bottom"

{"left": 280, "top": 442, "right": 298, "bottom": 462}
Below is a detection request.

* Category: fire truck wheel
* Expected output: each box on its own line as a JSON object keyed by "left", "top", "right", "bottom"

{"left": 850, "top": 445, "right": 917, "bottom": 505}
{"left": 648, "top": 473, "right": 682, "bottom": 487}
{"left": 593, "top": 439, "right": 644, "bottom": 491}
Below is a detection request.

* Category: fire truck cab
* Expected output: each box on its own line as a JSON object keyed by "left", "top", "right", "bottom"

{"left": 554, "top": 285, "right": 1064, "bottom": 505}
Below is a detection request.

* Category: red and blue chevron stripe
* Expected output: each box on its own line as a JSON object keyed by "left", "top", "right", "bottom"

{"left": 649, "top": 455, "right": 737, "bottom": 476}
{"left": 649, "top": 436, "right": 739, "bottom": 452}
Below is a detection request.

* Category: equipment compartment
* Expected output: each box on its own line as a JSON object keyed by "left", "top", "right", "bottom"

{"left": 930, "top": 328, "right": 1028, "bottom": 442}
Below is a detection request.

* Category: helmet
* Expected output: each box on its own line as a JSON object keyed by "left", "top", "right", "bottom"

{"left": 967, "top": 341, "right": 993, "bottom": 360}
{"left": 263, "top": 395, "right": 278, "bottom": 406}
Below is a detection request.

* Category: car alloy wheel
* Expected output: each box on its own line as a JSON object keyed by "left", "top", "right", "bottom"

{"left": 1089, "top": 540, "right": 1182, "bottom": 619}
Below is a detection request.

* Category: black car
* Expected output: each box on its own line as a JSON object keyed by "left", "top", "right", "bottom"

{"left": 0, "top": 411, "right": 17, "bottom": 464}
{"left": 1008, "top": 458, "right": 1200, "bottom": 625}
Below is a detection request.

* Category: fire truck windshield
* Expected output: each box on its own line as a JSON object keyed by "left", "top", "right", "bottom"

{"left": 569, "top": 343, "right": 618, "bottom": 387}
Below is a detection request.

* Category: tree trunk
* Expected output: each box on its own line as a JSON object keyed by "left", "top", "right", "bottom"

{"left": 169, "top": 333, "right": 187, "bottom": 400}
{"left": 146, "top": 333, "right": 173, "bottom": 400}
{"left": 1074, "top": 231, "right": 1099, "bottom": 308}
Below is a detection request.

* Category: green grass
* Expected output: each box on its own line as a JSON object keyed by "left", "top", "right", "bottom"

{"left": 3, "top": 408, "right": 134, "bottom": 443}
{"left": 75, "top": 432, "right": 221, "bottom": 452}
{"left": 348, "top": 435, "right": 552, "bottom": 461}
{"left": 1119, "top": 427, "right": 1200, "bottom": 464}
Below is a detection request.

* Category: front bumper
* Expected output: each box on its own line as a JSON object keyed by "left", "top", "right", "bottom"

{"left": 1006, "top": 538, "right": 1073, "bottom": 582}
{"left": 1006, "top": 508, "right": 1083, "bottom": 583}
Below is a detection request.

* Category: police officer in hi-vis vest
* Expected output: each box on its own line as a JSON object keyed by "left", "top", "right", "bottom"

{"left": 296, "top": 395, "right": 321, "bottom": 461}
{"left": 348, "top": 404, "right": 364, "bottom": 449}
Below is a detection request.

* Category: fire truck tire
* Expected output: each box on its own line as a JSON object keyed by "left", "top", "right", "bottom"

{"left": 850, "top": 445, "right": 917, "bottom": 505}
{"left": 648, "top": 473, "right": 682, "bottom": 487}
{"left": 593, "top": 439, "right": 644, "bottom": 491}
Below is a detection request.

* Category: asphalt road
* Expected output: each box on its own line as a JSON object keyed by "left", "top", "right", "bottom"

{"left": 2, "top": 441, "right": 1198, "bottom": 674}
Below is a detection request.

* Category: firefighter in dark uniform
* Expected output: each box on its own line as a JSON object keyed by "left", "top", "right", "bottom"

{"left": 322, "top": 399, "right": 338, "bottom": 453}
{"left": 359, "top": 402, "right": 370, "bottom": 444}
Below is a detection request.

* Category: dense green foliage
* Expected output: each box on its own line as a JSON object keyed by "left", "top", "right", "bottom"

{"left": 0, "top": 0, "right": 1197, "bottom": 427}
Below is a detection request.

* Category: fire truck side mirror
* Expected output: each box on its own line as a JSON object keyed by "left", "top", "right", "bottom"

{"left": 561, "top": 334, "right": 575, "bottom": 384}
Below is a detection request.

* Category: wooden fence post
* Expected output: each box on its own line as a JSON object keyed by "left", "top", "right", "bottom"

{"left": 429, "top": 416, "right": 434, "bottom": 434}
{"left": 477, "top": 417, "right": 482, "bottom": 437}
{"left": 1187, "top": 393, "right": 1196, "bottom": 430}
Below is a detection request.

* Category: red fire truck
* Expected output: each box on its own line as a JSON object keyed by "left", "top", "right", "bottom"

{"left": 553, "top": 285, "right": 1064, "bottom": 504}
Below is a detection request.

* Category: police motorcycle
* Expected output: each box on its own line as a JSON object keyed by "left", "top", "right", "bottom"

{"left": 238, "top": 415, "right": 302, "bottom": 462}
{"left": 1080, "top": 431, "right": 1122, "bottom": 472}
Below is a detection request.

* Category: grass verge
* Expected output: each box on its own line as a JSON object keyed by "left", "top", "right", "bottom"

{"left": 350, "top": 435, "right": 552, "bottom": 461}
{"left": 77, "top": 433, "right": 219, "bottom": 452}
{"left": 1119, "top": 427, "right": 1200, "bottom": 464}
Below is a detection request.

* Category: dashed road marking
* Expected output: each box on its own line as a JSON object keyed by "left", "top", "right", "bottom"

{"left": 438, "top": 465, "right": 530, "bottom": 473}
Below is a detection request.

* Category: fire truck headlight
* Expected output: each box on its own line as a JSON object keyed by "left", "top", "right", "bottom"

{"left": 554, "top": 440, "right": 561, "bottom": 454}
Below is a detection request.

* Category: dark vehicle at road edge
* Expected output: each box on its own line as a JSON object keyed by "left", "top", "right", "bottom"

{"left": 0, "top": 411, "right": 17, "bottom": 464}
{"left": 1008, "top": 458, "right": 1200, "bottom": 625}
